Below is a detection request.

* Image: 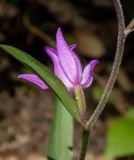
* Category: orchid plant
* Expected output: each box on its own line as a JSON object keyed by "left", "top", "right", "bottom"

{"left": 0, "top": 0, "right": 133, "bottom": 159}
{"left": 17, "top": 28, "right": 99, "bottom": 124}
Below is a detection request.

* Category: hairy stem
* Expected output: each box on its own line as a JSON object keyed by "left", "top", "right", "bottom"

{"left": 79, "top": 130, "right": 90, "bottom": 160}
{"left": 87, "top": 0, "right": 126, "bottom": 129}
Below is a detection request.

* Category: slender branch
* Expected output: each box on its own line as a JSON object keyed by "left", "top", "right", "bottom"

{"left": 79, "top": 130, "right": 90, "bottom": 160}
{"left": 87, "top": 0, "right": 126, "bottom": 130}
{"left": 124, "top": 19, "right": 134, "bottom": 36}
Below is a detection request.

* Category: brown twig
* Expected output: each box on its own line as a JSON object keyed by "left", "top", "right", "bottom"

{"left": 124, "top": 19, "right": 134, "bottom": 36}
{"left": 23, "top": 16, "right": 55, "bottom": 47}
{"left": 87, "top": 0, "right": 126, "bottom": 130}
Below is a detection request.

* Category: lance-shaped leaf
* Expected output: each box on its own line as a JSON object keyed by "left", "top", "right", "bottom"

{"left": 0, "top": 44, "right": 80, "bottom": 123}
{"left": 48, "top": 98, "right": 73, "bottom": 160}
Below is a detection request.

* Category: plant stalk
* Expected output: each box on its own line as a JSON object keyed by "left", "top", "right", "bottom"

{"left": 87, "top": 0, "right": 126, "bottom": 130}
{"left": 79, "top": 130, "right": 90, "bottom": 160}
{"left": 74, "top": 85, "right": 89, "bottom": 160}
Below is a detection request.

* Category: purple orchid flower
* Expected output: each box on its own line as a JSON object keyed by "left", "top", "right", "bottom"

{"left": 18, "top": 28, "right": 99, "bottom": 92}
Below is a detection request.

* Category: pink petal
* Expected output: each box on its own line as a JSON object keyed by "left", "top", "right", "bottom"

{"left": 69, "top": 44, "right": 82, "bottom": 82}
{"left": 81, "top": 60, "right": 99, "bottom": 89}
{"left": 45, "top": 46, "right": 73, "bottom": 92}
{"left": 56, "top": 27, "right": 78, "bottom": 84}
{"left": 70, "top": 44, "right": 77, "bottom": 50}
{"left": 18, "top": 74, "right": 49, "bottom": 90}
{"left": 72, "top": 51, "right": 82, "bottom": 83}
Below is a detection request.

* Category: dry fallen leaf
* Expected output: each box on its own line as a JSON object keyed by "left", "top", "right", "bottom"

{"left": 74, "top": 30, "right": 105, "bottom": 58}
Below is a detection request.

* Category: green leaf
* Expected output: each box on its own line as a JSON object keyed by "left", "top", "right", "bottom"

{"left": 127, "top": 108, "right": 134, "bottom": 120}
{"left": 0, "top": 44, "right": 80, "bottom": 123}
{"left": 105, "top": 110, "right": 134, "bottom": 158}
{"left": 48, "top": 98, "right": 73, "bottom": 160}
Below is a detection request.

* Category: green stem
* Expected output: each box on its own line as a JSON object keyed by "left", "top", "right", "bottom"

{"left": 79, "top": 130, "right": 90, "bottom": 160}
{"left": 74, "top": 85, "right": 89, "bottom": 159}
